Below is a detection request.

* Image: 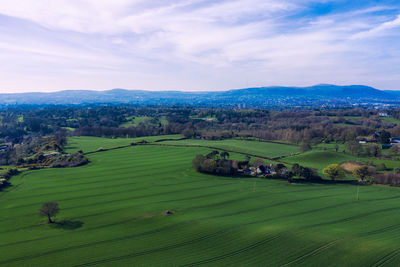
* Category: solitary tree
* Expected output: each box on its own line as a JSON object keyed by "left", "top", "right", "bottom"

{"left": 39, "top": 202, "right": 59, "bottom": 223}
{"left": 323, "top": 164, "right": 345, "bottom": 180}
{"left": 352, "top": 166, "right": 371, "bottom": 181}
{"left": 334, "top": 143, "right": 339, "bottom": 153}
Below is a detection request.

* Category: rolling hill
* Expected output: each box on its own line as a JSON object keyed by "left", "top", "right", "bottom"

{"left": 0, "top": 84, "right": 398, "bottom": 107}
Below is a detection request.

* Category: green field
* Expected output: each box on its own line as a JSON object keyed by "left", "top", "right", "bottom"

{"left": 65, "top": 135, "right": 182, "bottom": 153}
{"left": 159, "top": 139, "right": 300, "bottom": 159}
{"left": 2, "top": 138, "right": 400, "bottom": 266}
{"left": 381, "top": 117, "right": 400, "bottom": 125}
{"left": 285, "top": 150, "right": 400, "bottom": 178}
{"left": 120, "top": 116, "right": 168, "bottom": 128}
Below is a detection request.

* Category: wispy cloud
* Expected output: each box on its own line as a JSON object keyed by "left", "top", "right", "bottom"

{"left": 352, "top": 14, "right": 400, "bottom": 39}
{"left": 0, "top": 0, "right": 399, "bottom": 92}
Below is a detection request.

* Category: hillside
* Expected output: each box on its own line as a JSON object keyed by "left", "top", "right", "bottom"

{"left": 0, "top": 84, "right": 398, "bottom": 107}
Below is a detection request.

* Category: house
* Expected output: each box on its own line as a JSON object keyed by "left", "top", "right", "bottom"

{"left": 391, "top": 138, "right": 400, "bottom": 144}
{"left": 256, "top": 164, "right": 275, "bottom": 175}
{"left": 379, "top": 112, "right": 389, "bottom": 117}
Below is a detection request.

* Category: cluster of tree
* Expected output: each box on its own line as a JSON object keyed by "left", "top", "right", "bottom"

{"left": 192, "top": 151, "right": 238, "bottom": 176}
{"left": 1, "top": 132, "right": 88, "bottom": 169}
{"left": 192, "top": 151, "right": 322, "bottom": 182}
{"left": 344, "top": 141, "right": 382, "bottom": 157}
{"left": 291, "top": 164, "right": 321, "bottom": 181}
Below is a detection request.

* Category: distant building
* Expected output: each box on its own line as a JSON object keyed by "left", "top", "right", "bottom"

{"left": 379, "top": 112, "right": 389, "bottom": 117}
{"left": 391, "top": 138, "right": 400, "bottom": 144}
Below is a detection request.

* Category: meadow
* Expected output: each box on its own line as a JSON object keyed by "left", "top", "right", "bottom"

{"left": 65, "top": 135, "right": 182, "bottom": 153}
{"left": 2, "top": 138, "right": 400, "bottom": 266}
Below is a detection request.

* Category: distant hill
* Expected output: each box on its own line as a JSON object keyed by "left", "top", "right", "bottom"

{"left": 0, "top": 84, "right": 398, "bottom": 107}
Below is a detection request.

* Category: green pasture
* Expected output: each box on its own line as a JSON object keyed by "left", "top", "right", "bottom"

{"left": 285, "top": 150, "right": 400, "bottom": 178}
{"left": 120, "top": 116, "right": 168, "bottom": 128}
{"left": 64, "top": 135, "right": 182, "bottom": 153}
{"left": 381, "top": 116, "right": 400, "bottom": 125}
{"left": 159, "top": 139, "right": 300, "bottom": 159}
{"left": 2, "top": 139, "right": 400, "bottom": 265}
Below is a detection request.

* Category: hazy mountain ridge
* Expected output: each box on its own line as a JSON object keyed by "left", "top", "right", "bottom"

{"left": 0, "top": 84, "right": 398, "bottom": 107}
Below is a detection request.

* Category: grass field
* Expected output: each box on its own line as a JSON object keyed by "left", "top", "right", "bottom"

{"left": 159, "top": 139, "right": 300, "bottom": 159}
{"left": 381, "top": 116, "right": 400, "bottom": 125}
{"left": 285, "top": 150, "right": 400, "bottom": 178}
{"left": 2, "top": 138, "right": 400, "bottom": 266}
{"left": 120, "top": 116, "right": 168, "bottom": 128}
{"left": 65, "top": 135, "right": 182, "bottom": 153}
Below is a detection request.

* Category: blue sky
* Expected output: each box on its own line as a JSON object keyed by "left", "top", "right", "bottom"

{"left": 0, "top": 0, "right": 399, "bottom": 92}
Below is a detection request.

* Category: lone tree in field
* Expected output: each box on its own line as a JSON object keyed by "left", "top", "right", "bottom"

{"left": 39, "top": 202, "right": 59, "bottom": 223}
{"left": 323, "top": 164, "right": 345, "bottom": 180}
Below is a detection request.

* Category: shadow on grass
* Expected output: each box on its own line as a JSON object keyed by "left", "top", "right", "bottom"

{"left": 51, "top": 219, "right": 84, "bottom": 230}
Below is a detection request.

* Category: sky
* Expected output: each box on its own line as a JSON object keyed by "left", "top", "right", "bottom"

{"left": 0, "top": 0, "right": 399, "bottom": 93}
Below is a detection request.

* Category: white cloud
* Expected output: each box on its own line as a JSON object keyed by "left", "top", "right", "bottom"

{"left": 0, "top": 0, "right": 399, "bottom": 92}
{"left": 352, "top": 14, "right": 400, "bottom": 39}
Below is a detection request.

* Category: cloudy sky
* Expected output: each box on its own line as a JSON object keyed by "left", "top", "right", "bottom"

{"left": 0, "top": 0, "right": 399, "bottom": 93}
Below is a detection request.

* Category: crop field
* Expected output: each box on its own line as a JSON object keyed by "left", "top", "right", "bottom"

{"left": 159, "top": 139, "right": 300, "bottom": 159}
{"left": 2, "top": 138, "right": 400, "bottom": 266}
